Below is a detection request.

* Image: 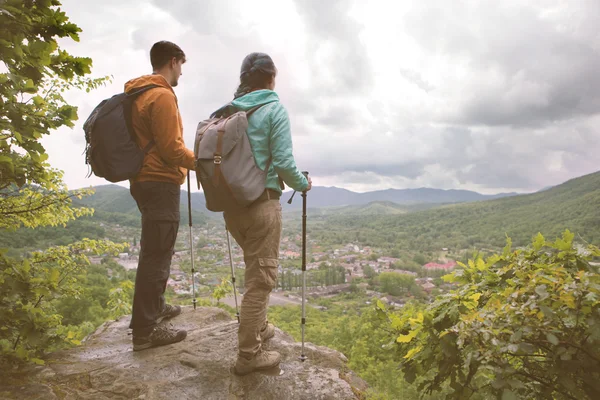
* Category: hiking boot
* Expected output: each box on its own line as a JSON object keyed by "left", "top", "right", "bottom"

{"left": 234, "top": 349, "right": 282, "bottom": 376}
{"left": 132, "top": 324, "right": 187, "bottom": 351}
{"left": 156, "top": 304, "right": 181, "bottom": 324}
{"left": 260, "top": 323, "right": 275, "bottom": 342}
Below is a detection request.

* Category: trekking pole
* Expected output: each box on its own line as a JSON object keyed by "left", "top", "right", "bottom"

{"left": 187, "top": 171, "right": 197, "bottom": 310}
{"left": 299, "top": 171, "right": 309, "bottom": 362}
{"left": 225, "top": 226, "right": 240, "bottom": 323}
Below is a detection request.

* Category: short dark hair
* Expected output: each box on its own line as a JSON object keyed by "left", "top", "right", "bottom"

{"left": 150, "top": 41, "right": 186, "bottom": 70}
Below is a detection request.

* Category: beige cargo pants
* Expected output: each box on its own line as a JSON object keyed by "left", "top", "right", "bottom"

{"left": 223, "top": 198, "right": 281, "bottom": 358}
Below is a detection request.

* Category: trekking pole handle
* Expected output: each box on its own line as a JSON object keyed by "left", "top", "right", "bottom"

{"left": 301, "top": 171, "right": 309, "bottom": 187}
{"left": 287, "top": 171, "right": 310, "bottom": 204}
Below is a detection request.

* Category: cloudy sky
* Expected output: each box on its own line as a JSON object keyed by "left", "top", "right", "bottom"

{"left": 44, "top": 0, "right": 600, "bottom": 194}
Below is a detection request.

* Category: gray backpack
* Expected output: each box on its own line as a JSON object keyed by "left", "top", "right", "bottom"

{"left": 194, "top": 105, "right": 270, "bottom": 212}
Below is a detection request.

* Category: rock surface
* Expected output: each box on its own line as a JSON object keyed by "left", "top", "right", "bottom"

{"left": 1, "top": 307, "right": 367, "bottom": 399}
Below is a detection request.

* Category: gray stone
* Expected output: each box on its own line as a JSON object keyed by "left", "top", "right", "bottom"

{"left": 0, "top": 307, "right": 366, "bottom": 399}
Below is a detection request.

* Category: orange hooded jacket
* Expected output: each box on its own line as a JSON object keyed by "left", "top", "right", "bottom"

{"left": 124, "top": 74, "right": 195, "bottom": 185}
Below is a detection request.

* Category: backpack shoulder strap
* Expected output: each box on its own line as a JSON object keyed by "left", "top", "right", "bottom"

{"left": 126, "top": 84, "right": 161, "bottom": 98}
{"left": 211, "top": 102, "right": 269, "bottom": 119}
{"left": 246, "top": 104, "right": 265, "bottom": 117}
{"left": 124, "top": 84, "right": 161, "bottom": 152}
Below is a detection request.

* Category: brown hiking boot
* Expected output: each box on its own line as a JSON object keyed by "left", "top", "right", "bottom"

{"left": 260, "top": 322, "right": 275, "bottom": 342}
{"left": 156, "top": 304, "right": 181, "bottom": 324}
{"left": 234, "top": 349, "right": 281, "bottom": 376}
{"left": 132, "top": 324, "right": 187, "bottom": 351}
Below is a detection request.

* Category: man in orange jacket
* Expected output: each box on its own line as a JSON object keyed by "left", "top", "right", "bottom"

{"left": 126, "top": 41, "right": 195, "bottom": 351}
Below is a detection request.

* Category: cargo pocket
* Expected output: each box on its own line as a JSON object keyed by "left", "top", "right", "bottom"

{"left": 143, "top": 220, "right": 178, "bottom": 256}
{"left": 258, "top": 257, "right": 278, "bottom": 290}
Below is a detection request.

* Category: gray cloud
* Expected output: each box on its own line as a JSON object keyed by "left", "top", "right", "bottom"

{"left": 402, "top": 0, "right": 600, "bottom": 127}
{"left": 42, "top": 0, "right": 600, "bottom": 195}
{"left": 148, "top": 0, "right": 244, "bottom": 36}
{"left": 293, "top": 0, "right": 372, "bottom": 96}
{"left": 400, "top": 68, "right": 435, "bottom": 93}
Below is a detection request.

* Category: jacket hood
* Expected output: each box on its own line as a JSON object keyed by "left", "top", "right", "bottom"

{"left": 211, "top": 90, "right": 280, "bottom": 118}
{"left": 230, "top": 90, "right": 279, "bottom": 111}
{"left": 124, "top": 74, "right": 174, "bottom": 94}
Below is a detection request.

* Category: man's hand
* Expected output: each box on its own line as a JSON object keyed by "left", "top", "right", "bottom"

{"left": 306, "top": 176, "right": 312, "bottom": 191}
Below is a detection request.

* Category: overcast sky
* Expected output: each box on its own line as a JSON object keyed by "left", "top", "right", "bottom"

{"left": 43, "top": 0, "right": 600, "bottom": 194}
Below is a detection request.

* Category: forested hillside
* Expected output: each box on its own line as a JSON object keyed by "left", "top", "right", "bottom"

{"left": 309, "top": 170, "right": 600, "bottom": 251}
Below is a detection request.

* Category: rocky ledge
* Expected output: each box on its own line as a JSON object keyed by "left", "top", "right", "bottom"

{"left": 1, "top": 307, "right": 367, "bottom": 399}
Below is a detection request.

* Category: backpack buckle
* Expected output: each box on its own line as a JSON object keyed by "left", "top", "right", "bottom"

{"left": 214, "top": 155, "right": 222, "bottom": 165}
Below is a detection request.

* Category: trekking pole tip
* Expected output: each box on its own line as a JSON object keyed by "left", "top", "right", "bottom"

{"left": 299, "top": 354, "right": 307, "bottom": 362}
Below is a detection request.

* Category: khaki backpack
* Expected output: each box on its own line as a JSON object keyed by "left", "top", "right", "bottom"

{"left": 194, "top": 105, "right": 272, "bottom": 212}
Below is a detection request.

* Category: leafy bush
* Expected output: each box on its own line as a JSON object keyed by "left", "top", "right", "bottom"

{"left": 378, "top": 231, "right": 600, "bottom": 399}
{"left": 0, "top": 0, "right": 120, "bottom": 367}
{"left": 0, "top": 239, "right": 126, "bottom": 364}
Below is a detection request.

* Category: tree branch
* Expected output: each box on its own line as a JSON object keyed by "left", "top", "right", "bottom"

{"left": 516, "top": 371, "right": 578, "bottom": 400}
{"left": 0, "top": 193, "right": 79, "bottom": 216}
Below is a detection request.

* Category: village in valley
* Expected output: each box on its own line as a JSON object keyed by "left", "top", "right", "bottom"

{"left": 92, "top": 221, "right": 459, "bottom": 308}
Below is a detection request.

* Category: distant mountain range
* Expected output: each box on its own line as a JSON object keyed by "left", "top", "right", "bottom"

{"left": 75, "top": 184, "right": 520, "bottom": 220}
{"left": 321, "top": 170, "right": 600, "bottom": 249}
{"left": 8, "top": 171, "right": 597, "bottom": 252}
{"left": 279, "top": 186, "right": 519, "bottom": 210}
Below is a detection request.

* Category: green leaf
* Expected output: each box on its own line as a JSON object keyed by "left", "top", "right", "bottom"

{"left": 23, "top": 79, "right": 37, "bottom": 93}
{"left": 539, "top": 305, "right": 554, "bottom": 318}
{"left": 0, "top": 155, "right": 13, "bottom": 165}
{"left": 511, "top": 329, "right": 523, "bottom": 342}
{"left": 32, "top": 95, "right": 45, "bottom": 106}
{"left": 469, "top": 293, "right": 482, "bottom": 302}
{"left": 532, "top": 233, "right": 545, "bottom": 250}
{"left": 519, "top": 342, "right": 536, "bottom": 354}
{"left": 397, "top": 329, "right": 419, "bottom": 343}
{"left": 50, "top": 268, "right": 60, "bottom": 284}
{"left": 492, "top": 378, "right": 507, "bottom": 389}
{"left": 404, "top": 345, "right": 423, "bottom": 360}
{"left": 502, "top": 389, "right": 517, "bottom": 400}
{"left": 535, "top": 285, "right": 549, "bottom": 300}
{"left": 562, "top": 230, "right": 575, "bottom": 245}
{"left": 546, "top": 333, "right": 559, "bottom": 346}
{"left": 15, "top": 346, "right": 27, "bottom": 359}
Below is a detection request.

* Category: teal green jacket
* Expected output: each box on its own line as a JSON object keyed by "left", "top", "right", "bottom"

{"left": 230, "top": 90, "right": 308, "bottom": 194}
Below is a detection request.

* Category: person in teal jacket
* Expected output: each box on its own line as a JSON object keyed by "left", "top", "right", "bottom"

{"left": 222, "top": 52, "right": 312, "bottom": 375}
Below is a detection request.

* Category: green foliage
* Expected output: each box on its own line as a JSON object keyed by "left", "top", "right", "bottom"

{"left": 269, "top": 300, "right": 446, "bottom": 399}
{"left": 0, "top": 239, "right": 126, "bottom": 364}
{"left": 0, "top": 1, "right": 127, "bottom": 367}
{"left": 0, "top": 0, "right": 109, "bottom": 189}
{"left": 312, "top": 171, "right": 600, "bottom": 251}
{"left": 363, "top": 265, "right": 377, "bottom": 279}
{"left": 0, "top": 0, "right": 110, "bottom": 246}
{"left": 379, "top": 272, "right": 424, "bottom": 298}
{"left": 0, "top": 218, "right": 106, "bottom": 253}
{"left": 413, "top": 254, "right": 426, "bottom": 265}
{"left": 211, "top": 277, "right": 233, "bottom": 304}
{"left": 0, "top": 0, "right": 107, "bottom": 237}
{"left": 379, "top": 231, "right": 600, "bottom": 399}
{"left": 72, "top": 185, "right": 209, "bottom": 227}
{"left": 107, "top": 280, "right": 134, "bottom": 321}
{"left": 1, "top": 180, "right": 96, "bottom": 232}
